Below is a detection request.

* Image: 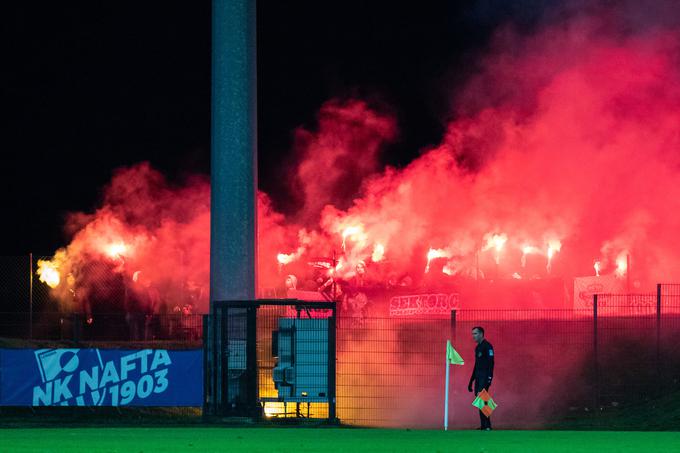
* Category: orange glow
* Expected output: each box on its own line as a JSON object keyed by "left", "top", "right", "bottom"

{"left": 105, "top": 242, "right": 128, "bottom": 259}
{"left": 263, "top": 404, "right": 284, "bottom": 418}
{"left": 37, "top": 259, "right": 60, "bottom": 288}
{"left": 615, "top": 253, "right": 628, "bottom": 277}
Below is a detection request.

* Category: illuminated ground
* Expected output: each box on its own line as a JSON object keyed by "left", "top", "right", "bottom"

{"left": 2, "top": 428, "right": 679, "bottom": 452}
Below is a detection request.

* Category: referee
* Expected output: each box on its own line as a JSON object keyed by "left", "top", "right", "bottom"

{"left": 467, "top": 326, "right": 494, "bottom": 430}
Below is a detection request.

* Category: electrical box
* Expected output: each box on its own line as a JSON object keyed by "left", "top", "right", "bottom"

{"left": 272, "top": 318, "right": 328, "bottom": 402}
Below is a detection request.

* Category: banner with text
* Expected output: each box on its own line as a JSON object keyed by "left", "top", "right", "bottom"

{"left": 0, "top": 348, "right": 202, "bottom": 406}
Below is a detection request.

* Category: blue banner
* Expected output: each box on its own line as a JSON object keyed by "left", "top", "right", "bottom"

{"left": 0, "top": 348, "right": 202, "bottom": 406}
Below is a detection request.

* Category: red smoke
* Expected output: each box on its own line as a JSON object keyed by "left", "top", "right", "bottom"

{"left": 39, "top": 163, "right": 211, "bottom": 314}
{"left": 293, "top": 99, "right": 397, "bottom": 223}
{"left": 42, "top": 13, "right": 680, "bottom": 314}
{"left": 33, "top": 8, "right": 680, "bottom": 428}
{"left": 274, "top": 17, "right": 680, "bottom": 296}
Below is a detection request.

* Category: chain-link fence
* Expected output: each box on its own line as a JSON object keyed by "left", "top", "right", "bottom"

{"left": 0, "top": 255, "right": 203, "bottom": 346}
{"left": 3, "top": 255, "right": 680, "bottom": 428}
{"left": 202, "top": 291, "right": 680, "bottom": 428}
{"left": 204, "top": 300, "right": 337, "bottom": 421}
{"left": 0, "top": 312, "right": 202, "bottom": 345}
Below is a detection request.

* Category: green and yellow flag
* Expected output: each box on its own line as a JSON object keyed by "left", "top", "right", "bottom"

{"left": 446, "top": 340, "right": 464, "bottom": 365}
{"left": 472, "top": 389, "right": 498, "bottom": 417}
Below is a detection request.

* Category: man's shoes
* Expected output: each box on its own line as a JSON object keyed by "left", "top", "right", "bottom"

{"left": 485, "top": 428, "right": 492, "bottom": 431}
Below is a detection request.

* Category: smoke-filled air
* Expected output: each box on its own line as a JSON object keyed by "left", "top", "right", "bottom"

{"left": 38, "top": 10, "right": 680, "bottom": 315}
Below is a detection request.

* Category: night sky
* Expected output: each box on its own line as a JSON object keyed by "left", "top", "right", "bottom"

{"left": 3, "top": 1, "right": 551, "bottom": 255}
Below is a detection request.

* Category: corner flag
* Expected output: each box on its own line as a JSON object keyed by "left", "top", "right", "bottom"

{"left": 444, "top": 340, "right": 464, "bottom": 430}
{"left": 446, "top": 340, "right": 464, "bottom": 365}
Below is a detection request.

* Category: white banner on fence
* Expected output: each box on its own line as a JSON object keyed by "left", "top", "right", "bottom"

{"left": 573, "top": 275, "right": 625, "bottom": 310}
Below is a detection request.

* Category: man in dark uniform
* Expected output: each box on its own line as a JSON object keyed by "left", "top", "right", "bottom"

{"left": 467, "top": 326, "right": 494, "bottom": 430}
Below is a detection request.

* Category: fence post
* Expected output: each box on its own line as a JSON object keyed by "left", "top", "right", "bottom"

{"left": 657, "top": 283, "right": 662, "bottom": 382}
{"left": 217, "top": 306, "right": 225, "bottom": 416}
{"left": 246, "top": 306, "right": 258, "bottom": 419}
{"left": 448, "top": 309, "right": 457, "bottom": 429}
{"left": 29, "top": 253, "right": 33, "bottom": 340}
{"left": 202, "top": 313, "right": 211, "bottom": 416}
{"left": 328, "top": 303, "right": 337, "bottom": 423}
{"left": 593, "top": 294, "right": 599, "bottom": 412}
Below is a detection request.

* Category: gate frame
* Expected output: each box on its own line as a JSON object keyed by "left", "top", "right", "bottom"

{"left": 203, "top": 299, "right": 336, "bottom": 422}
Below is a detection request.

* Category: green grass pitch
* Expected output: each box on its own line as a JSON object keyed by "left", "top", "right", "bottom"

{"left": 1, "top": 428, "right": 679, "bottom": 453}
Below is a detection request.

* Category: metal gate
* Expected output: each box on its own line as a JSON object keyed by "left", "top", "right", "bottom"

{"left": 203, "top": 300, "right": 336, "bottom": 421}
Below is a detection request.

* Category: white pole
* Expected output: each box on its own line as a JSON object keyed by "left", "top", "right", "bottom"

{"left": 444, "top": 360, "right": 450, "bottom": 430}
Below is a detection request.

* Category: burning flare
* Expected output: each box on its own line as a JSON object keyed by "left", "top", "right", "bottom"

{"left": 277, "top": 252, "right": 295, "bottom": 265}
{"left": 37, "top": 259, "right": 60, "bottom": 288}
{"left": 521, "top": 245, "right": 538, "bottom": 268}
{"left": 442, "top": 263, "right": 455, "bottom": 276}
{"left": 105, "top": 242, "right": 128, "bottom": 259}
{"left": 276, "top": 243, "right": 307, "bottom": 268}
{"left": 546, "top": 239, "right": 562, "bottom": 274}
{"left": 615, "top": 252, "right": 628, "bottom": 278}
{"left": 341, "top": 226, "right": 364, "bottom": 251}
{"left": 483, "top": 233, "right": 508, "bottom": 265}
{"left": 425, "top": 248, "right": 450, "bottom": 273}
{"left": 371, "top": 243, "right": 385, "bottom": 263}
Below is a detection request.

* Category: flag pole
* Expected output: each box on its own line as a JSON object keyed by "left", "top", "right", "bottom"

{"left": 444, "top": 352, "right": 450, "bottom": 430}
{"left": 445, "top": 340, "right": 464, "bottom": 430}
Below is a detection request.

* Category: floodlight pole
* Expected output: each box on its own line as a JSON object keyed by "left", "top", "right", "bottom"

{"left": 210, "top": 0, "right": 258, "bottom": 304}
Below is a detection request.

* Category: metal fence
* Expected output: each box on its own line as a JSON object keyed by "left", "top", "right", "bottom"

{"left": 1, "top": 255, "right": 55, "bottom": 310}
{"left": 331, "top": 310, "right": 596, "bottom": 427}
{"left": 3, "top": 252, "right": 680, "bottom": 428}
{"left": 0, "top": 254, "right": 203, "bottom": 345}
{"left": 203, "top": 300, "right": 337, "bottom": 422}
{"left": 0, "top": 312, "right": 203, "bottom": 346}
{"left": 201, "top": 290, "right": 680, "bottom": 428}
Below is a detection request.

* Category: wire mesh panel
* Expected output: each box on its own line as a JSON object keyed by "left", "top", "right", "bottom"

{"left": 336, "top": 316, "right": 449, "bottom": 427}
{"left": 595, "top": 294, "right": 659, "bottom": 407}
{"left": 206, "top": 300, "right": 335, "bottom": 421}
{"left": 257, "top": 304, "right": 333, "bottom": 420}
{"left": 457, "top": 310, "right": 594, "bottom": 427}
{"left": 0, "top": 312, "right": 203, "bottom": 344}
{"left": 333, "top": 310, "right": 597, "bottom": 428}
{"left": 659, "top": 284, "right": 680, "bottom": 389}
{"left": 3, "top": 263, "right": 680, "bottom": 427}
{"left": 0, "top": 256, "right": 31, "bottom": 338}
{"left": 203, "top": 304, "right": 258, "bottom": 417}
{"left": 2, "top": 254, "right": 209, "bottom": 341}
